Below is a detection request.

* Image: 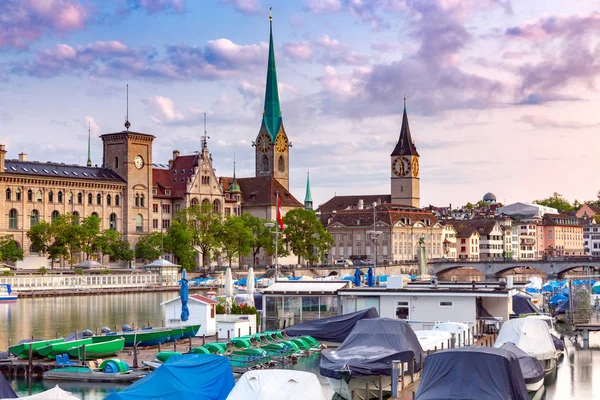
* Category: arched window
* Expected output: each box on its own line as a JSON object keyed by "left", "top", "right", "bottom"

{"left": 68, "top": 192, "right": 73, "bottom": 204}
{"left": 115, "top": 195, "right": 120, "bottom": 206}
{"left": 135, "top": 214, "right": 143, "bottom": 232}
{"left": 135, "top": 194, "right": 140, "bottom": 207}
{"left": 114, "top": 156, "right": 119, "bottom": 169}
{"left": 27, "top": 189, "right": 33, "bottom": 202}
{"left": 51, "top": 210, "right": 60, "bottom": 221}
{"left": 30, "top": 210, "right": 39, "bottom": 227}
{"left": 107, "top": 194, "right": 112, "bottom": 206}
{"left": 36, "top": 190, "right": 42, "bottom": 202}
{"left": 88, "top": 193, "right": 93, "bottom": 205}
{"left": 5, "top": 188, "right": 11, "bottom": 201}
{"left": 140, "top": 194, "right": 145, "bottom": 207}
{"left": 262, "top": 155, "right": 269, "bottom": 172}
{"left": 8, "top": 209, "right": 17, "bottom": 229}
{"left": 278, "top": 156, "right": 285, "bottom": 172}
{"left": 109, "top": 213, "right": 117, "bottom": 230}
{"left": 72, "top": 211, "right": 80, "bottom": 225}
{"left": 77, "top": 192, "right": 83, "bottom": 204}
{"left": 15, "top": 189, "right": 21, "bottom": 201}
{"left": 91, "top": 212, "right": 98, "bottom": 217}
{"left": 48, "top": 191, "right": 54, "bottom": 203}
{"left": 191, "top": 198, "right": 199, "bottom": 207}
{"left": 30, "top": 243, "right": 40, "bottom": 255}
{"left": 57, "top": 191, "right": 63, "bottom": 203}
{"left": 97, "top": 193, "right": 102, "bottom": 205}
{"left": 202, "top": 198, "right": 210, "bottom": 206}
{"left": 213, "top": 199, "right": 220, "bottom": 214}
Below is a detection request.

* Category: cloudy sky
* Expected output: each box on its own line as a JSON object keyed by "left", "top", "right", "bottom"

{"left": 1, "top": 0, "right": 599, "bottom": 209}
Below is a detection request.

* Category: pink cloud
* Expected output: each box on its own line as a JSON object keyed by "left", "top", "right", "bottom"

{"left": 220, "top": 0, "right": 262, "bottom": 15}
{"left": 130, "top": 0, "right": 184, "bottom": 14}
{"left": 303, "top": 0, "right": 341, "bottom": 14}
{"left": 0, "top": 0, "right": 88, "bottom": 49}
{"left": 145, "top": 96, "right": 184, "bottom": 122}
{"left": 282, "top": 41, "right": 313, "bottom": 61}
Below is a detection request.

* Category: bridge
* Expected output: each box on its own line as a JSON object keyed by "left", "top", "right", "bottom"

{"left": 429, "top": 257, "right": 600, "bottom": 278}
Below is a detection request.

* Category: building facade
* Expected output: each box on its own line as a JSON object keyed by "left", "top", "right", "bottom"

{"left": 538, "top": 213, "right": 584, "bottom": 256}
{"left": 583, "top": 220, "right": 600, "bottom": 256}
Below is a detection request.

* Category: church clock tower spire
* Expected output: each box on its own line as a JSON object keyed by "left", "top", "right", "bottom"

{"left": 390, "top": 97, "right": 420, "bottom": 208}
{"left": 254, "top": 8, "right": 290, "bottom": 190}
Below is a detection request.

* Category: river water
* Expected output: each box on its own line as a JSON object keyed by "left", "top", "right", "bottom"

{"left": 1, "top": 292, "right": 599, "bottom": 399}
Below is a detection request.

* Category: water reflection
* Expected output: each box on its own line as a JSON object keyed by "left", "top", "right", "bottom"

{"left": 7, "top": 377, "right": 126, "bottom": 400}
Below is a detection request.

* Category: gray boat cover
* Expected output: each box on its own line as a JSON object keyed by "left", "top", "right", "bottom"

{"left": 512, "top": 294, "right": 540, "bottom": 315}
{"left": 499, "top": 342, "right": 545, "bottom": 384}
{"left": 285, "top": 307, "right": 378, "bottom": 343}
{"left": 319, "top": 318, "right": 425, "bottom": 379}
{"left": 415, "top": 347, "right": 529, "bottom": 400}
{"left": 0, "top": 372, "right": 17, "bottom": 398}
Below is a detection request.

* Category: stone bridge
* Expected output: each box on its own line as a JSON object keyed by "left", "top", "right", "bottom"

{"left": 429, "top": 257, "right": 600, "bottom": 278}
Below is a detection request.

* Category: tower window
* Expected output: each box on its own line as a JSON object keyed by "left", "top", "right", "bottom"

{"left": 88, "top": 193, "right": 93, "bottom": 204}
{"left": 115, "top": 157, "right": 119, "bottom": 168}
{"left": 48, "top": 191, "right": 53, "bottom": 203}
{"left": 135, "top": 194, "right": 140, "bottom": 207}
{"left": 278, "top": 156, "right": 284, "bottom": 172}
{"left": 8, "top": 209, "right": 17, "bottom": 229}
{"left": 30, "top": 210, "right": 39, "bottom": 227}
{"left": 77, "top": 192, "right": 83, "bottom": 204}
{"left": 136, "top": 214, "right": 143, "bottom": 232}
{"left": 262, "top": 155, "right": 269, "bottom": 172}
{"left": 109, "top": 213, "right": 117, "bottom": 230}
{"left": 140, "top": 194, "right": 145, "bottom": 207}
{"left": 115, "top": 195, "right": 120, "bottom": 206}
{"left": 5, "top": 188, "right": 10, "bottom": 201}
{"left": 57, "top": 191, "right": 63, "bottom": 203}
{"left": 15, "top": 189, "right": 21, "bottom": 201}
{"left": 27, "top": 189, "right": 33, "bottom": 202}
{"left": 107, "top": 194, "right": 112, "bottom": 206}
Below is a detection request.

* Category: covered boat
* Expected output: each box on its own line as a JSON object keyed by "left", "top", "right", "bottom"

{"left": 9, "top": 338, "right": 64, "bottom": 358}
{"left": 285, "top": 307, "right": 378, "bottom": 344}
{"left": 415, "top": 347, "right": 529, "bottom": 400}
{"left": 512, "top": 294, "right": 541, "bottom": 315}
{"left": 0, "top": 284, "right": 17, "bottom": 302}
{"left": 0, "top": 372, "right": 17, "bottom": 399}
{"left": 320, "top": 318, "right": 425, "bottom": 399}
{"left": 226, "top": 370, "right": 327, "bottom": 400}
{"left": 105, "top": 354, "right": 235, "bottom": 400}
{"left": 499, "top": 342, "right": 545, "bottom": 392}
{"left": 44, "top": 359, "right": 141, "bottom": 383}
{"left": 494, "top": 318, "right": 557, "bottom": 373}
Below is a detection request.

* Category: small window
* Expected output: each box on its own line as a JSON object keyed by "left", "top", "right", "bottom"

{"left": 77, "top": 192, "right": 83, "bottom": 204}
{"left": 10, "top": 166, "right": 16, "bottom": 171}
{"left": 22, "top": 167, "right": 28, "bottom": 172}
{"left": 43, "top": 169, "right": 49, "bottom": 173}
{"left": 27, "top": 189, "right": 33, "bottom": 202}
{"left": 5, "top": 188, "right": 10, "bottom": 201}
{"left": 115, "top": 195, "right": 120, "bottom": 206}
{"left": 48, "top": 191, "right": 53, "bottom": 203}
{"left": 97, "top": 193, "right": 102, "bottom": 205}
{"left": 82, "top": 172, "right": 88, "bottom": 176}
{"left": 52, "top": 170, "right": 58, "bottom": 175}
{"left": 115, "top": 156, "right": 119, "bottom": 169}
{"left": 107, "top": 194, "right": 112, "bottom": 206}
{"left": 173, "top": 178, "right": 177, "bottom": 183}
{"left": 57, "top": 191, "right": 63, "bottom": 203}
{"left": 88, "top": 193, "right": 93, "bottom": 204}
{"left": 439, "top": 302, "right": 453, "bottom": 307}
{"left": 32, "top": 168, "right": 37, "bottom": 173}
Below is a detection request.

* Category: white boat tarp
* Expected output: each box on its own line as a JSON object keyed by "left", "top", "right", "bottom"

{"left": 226, "top": 370, "right": 327, "bottom": 400}
{"left": 2, "top": 385, "right": 80, "bottom": 400}
{"left": 494, "top": 318, "right": 556, "bottom": 360}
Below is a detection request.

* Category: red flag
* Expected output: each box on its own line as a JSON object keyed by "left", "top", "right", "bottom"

{"left": 277, "top": 195, "right": 284, "bottom": 231}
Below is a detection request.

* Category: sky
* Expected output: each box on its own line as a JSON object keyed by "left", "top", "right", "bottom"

{"left": 1, "top": 0, "right": 600, "bottom": 209}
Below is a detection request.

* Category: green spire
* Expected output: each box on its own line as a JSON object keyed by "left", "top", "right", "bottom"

{"left": 86, "top": 122, "right": 92, "bottom": 167}
{"left": 230, "top": 154, "right": 241, "bottom": 193}
{"left": 304, "top": 171, "right": 313, "bottom": 210}
{"left": 262, "top": 9, "right": 282, "bottom": 140}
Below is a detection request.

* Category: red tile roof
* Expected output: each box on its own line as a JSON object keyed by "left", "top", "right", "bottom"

{"left": 221, "top": 176, "right": 303, "bottom": 208}
{"left": 327, "top": 203, "right": 437, "bottom": 228}
{"left": 153, "top": 154, "right": 198, "bottom": 198}
{"left": 190, "top": 294, "right": 219, "bottom": 304}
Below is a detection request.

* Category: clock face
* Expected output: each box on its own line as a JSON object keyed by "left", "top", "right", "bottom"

{"left": 275, "top": 134, "right": 288, "bottom": 152}
{"left": 134, "top": 155, "right": 144, "bottom": 169}
{"left": 412, "top": 158, "right": 419, "bottom": 177}
{"left": 257, "top": 132, "right": 271, "bottom": 152}
{"left": 392, "top": 157, "right": 404, "bottom": 176}
{"left": 402, "top": 157, "right": 412, "bottom": 176}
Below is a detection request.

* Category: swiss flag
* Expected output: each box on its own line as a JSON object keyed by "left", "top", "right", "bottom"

{"left": 277, "top": 196, "right": 285, "bottom": 231}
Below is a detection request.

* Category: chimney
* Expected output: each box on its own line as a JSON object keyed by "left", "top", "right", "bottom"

{"left": 173, "top": 150, "right": 180, "bottom": 161}
{"left": 168, "top": 159, "right": 173, "bottom": 168}
{"left": 18, "top": 152, "right": 27, "bottom": 162}
{"left": 0, "top": 145, "right": 5, "bottom": 172}
{"left": 358, "top": 199, "right": 364, "bottom": 210}
{"left": 377, "top": 198, "right": 382, "bottom": 205}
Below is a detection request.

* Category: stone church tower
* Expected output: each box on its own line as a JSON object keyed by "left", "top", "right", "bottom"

{"left": 390, "top": 99, "right": 420, "bottom": 208}
{"left": 254, "top": 13, "right": 290, "bottom": 191}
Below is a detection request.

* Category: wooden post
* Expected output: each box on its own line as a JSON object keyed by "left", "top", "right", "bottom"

{"left": 412, "top": 391, "right": 416, "bottom": 400}
{"left": 378, "top": 375, "right": 383, "bottom": 400}
{"left": 216, "top": 331, "right": 219, "bottom": 342}
{"left": 82, "top": 344, "right": 86, "bottom": 364}
{"left": 203, "top": 334, "right": 206, "bottom": 346}
{"left": 401, "top": 362, "right": 405, "bottom": 390}
{"left": 441, "top": 342, "right": 444, "bottom": 350}
{"left": 227, "top": 330, "right": 230, "bottom": 341}
{"left": 75, "top": 330, "right": 78, "bottom": 341}
{"left": 238, "top": 328, "right": 241, "bottom": 338}
{"left": 56, "top": 332, "right": 59, "bottom": 339}
{"left": 174, "top": 340, "right": 177, "bottom": 351}
{"left": 351, "top": 390, "right": 355, "bottom": 400}
{"left": 133, "top": 344, "right": 138, "bottom": 369}
{"left": 365, "top": 383, "right": 369, "bottom": 399}
{"left": 28, "top": 339, "right": 33, "bottom": 377}
{"left": 249, "top": 326, "right": 252, "bottom": 335}
{"left": 410, "top": 357, "right": 415, "bottom": 383}
{"left": 158, "top": 342, "right": 162, "bottom": 353}
{"left": 188, "top": 337, "right": 192, "bottom": 352}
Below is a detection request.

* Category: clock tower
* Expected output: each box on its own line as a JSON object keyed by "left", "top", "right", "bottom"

{"left": 390, "top": 99, "right": 420, "bottom": 208}
{"left": 254, "top": 12, "right": 290, "bottom": 191}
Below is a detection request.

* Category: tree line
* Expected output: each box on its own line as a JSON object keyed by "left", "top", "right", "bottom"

{"left": 135, "top": 203, "right": 333, "bottom": 271}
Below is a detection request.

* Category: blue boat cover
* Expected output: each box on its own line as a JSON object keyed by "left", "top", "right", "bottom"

{"left": 105, "top": 354, "right": 234, "bottom": 400}
{"left": 415, "top": 347, "right": 529, "bottom": 400}
{"left": 353, "top": 267, "right": 361, "bottom": 287}
{"left": 320, "top": 318, "right": 425, "bottom": 379}
{"left": 0, "top": 372, "right": 17, "bottom": 398}
{"left": 512, "top": 294, "right": 540, "bottom": 315}
{"left": 498, "top": 342, "right": 545, "bottom": 384}
{"left": 285, "top": 307, "right": 379, "bottom": 343}
{"left": 549, "top": 294, "right": 568, "bottom": 307}
{"left": 179, "top": 270, "right": 190, "bottom": 322}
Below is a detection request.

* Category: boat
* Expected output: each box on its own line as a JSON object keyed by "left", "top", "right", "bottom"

{"left": 512, "top": 294, "right": 541, "bottom": 316}
{"left": 0, "top": 369, "right": 17, "bottom": 398}
{"left": 0, "top": 284, "right": 17, "bottom": 302}
{"left": 226, "top": 370, "right": 328, "bottom": 400}
{"left": 414, "top": 347, "right": 529, "bottom": 400}
{"left": 180, "top": 324, "right": 201, "bottom": 339}
{"left": 105, "top": 354, "right": 235, "bottom": 400}
{"left": 9, "top": 338, "right": 64, "bottom": 358}
{"left": 494, "top": 318, "right": 558, "bottom": 374}
{"left": 413, "top": 330, "right": 452, "bottom": 352}
{"left": 43, "top": 359, "right": 142, "bottom": 383}
{"left": 525, "top": 314, "right": 565, "bottom": 355}
{"left": 105, "top": 328, "right": 171, "bottom": 347}
{"left": 431, "top": 321, "right": 472, "bottom": 346}
{"left": 66, "top": 338, "right": 125, "bottom": 360}
{"left": 37, "top": 338, "right": 95, "bottom": 358}
{"left": 499, "top": 342, "right": 546, "bottom": 392}
{"left": 320, "top": 318, "right": 425, "bottom": 400}
{"left": 12, "top": 385, "right": 80, "bottom": 400}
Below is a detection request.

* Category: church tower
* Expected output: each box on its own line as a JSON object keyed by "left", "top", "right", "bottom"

{"left": 390, "top": 99, "right": 420, "bottom": 208}
{"left": 254, "top": 11, "right": 290, "bottom": 191}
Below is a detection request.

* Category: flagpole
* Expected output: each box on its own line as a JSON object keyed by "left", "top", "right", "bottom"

{"left": 275, "top": 191, "right": 279, "bottom": 282}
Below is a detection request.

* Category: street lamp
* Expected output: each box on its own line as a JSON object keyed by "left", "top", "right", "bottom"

{"left": 366, "top": 202, "right": 383, "bottom": 281}
{"left": 264, "top": 222, "right": 286, "bottom": 282}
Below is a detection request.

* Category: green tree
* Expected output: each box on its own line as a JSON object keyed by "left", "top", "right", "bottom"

{"left": 0, "top": 235, "right": 24, "bottom": 263}
{"left": 166, "top": 219, "right": 196, "bottom": 271}
{"left": 95, "top": 229, "right": 134, "bottom": 264}
{"left": 534, "top": 192, "right": 574, "bottom": 213}
{"left": 135, "top": 232, "right": 165, "bottom": 263}
{"left": 220, "top": 216, "right": 253, "bottom": 268}
{"left": 283, "top": 209, "right": 334, "bottom": 265}
{"left": 79, "top": 214, "right": 101, "bottom": 260}
{"left": 175, "top": 203, "right": 223, "bottom": 267}
{"left": 240, "top": 214, "right": 272, "bottom": 267}
{"left": 27, "top": 221, "right": 53, "bottom": 265}
{"left": 464, "top": 202, "right": 474, "bottom": 211}
{"left": 112, "top": 239, "right": 135, "bottom": 263}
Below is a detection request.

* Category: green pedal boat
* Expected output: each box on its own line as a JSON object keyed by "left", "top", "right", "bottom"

{"left": 9, "top": 338, "right": 64, "bottom": 358}
{"left": 67, "top": 338, "right": 125, "bottom": 360}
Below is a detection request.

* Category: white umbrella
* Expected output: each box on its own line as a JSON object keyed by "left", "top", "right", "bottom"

{"left": 224, "top": 267, "right": 233, "bottom": 313}
{"left": 247, "top": 267, "right": 255, "bottom": 307}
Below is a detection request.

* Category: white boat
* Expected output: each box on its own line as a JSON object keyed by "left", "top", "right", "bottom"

{"left": 432, "top": 322, "right": 472, "bottom": 345}
{"left": 0, "top": 284, "right": 17, "bottom": 301}
{"left": 227, "top": 370, "right": 328, "bottom": 400}
{"left": 525, "top": 314, "right": 565, "bottom": 356}
{"left": 413, "top": 330, "right": 452, "bottom": 352}
{"left": 494, "top": 318, "right": 557, "bottom": 374}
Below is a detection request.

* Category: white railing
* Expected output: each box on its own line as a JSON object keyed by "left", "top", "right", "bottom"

{"left": 0, "top": 273, "right": 161, "bottom": 291}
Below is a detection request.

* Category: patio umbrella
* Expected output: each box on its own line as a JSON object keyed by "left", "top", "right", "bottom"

{"left": 247, "top": 267, "right": 255, "bottom": 307}
{"left": 354, "top": 267, "right": 361, "bottom": 287}
{"left": 179, "top": 269, "right": 190, "bottom": 322}
{"left": 225, "top": 267, "right": 234, "bottom": 313}
{"left": 367, "top": 266, "right": 375, "bottom": 287}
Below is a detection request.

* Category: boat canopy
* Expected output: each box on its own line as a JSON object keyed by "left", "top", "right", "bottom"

{"left": 512, "top": 294, "right": 540, "bottom": 315}
{"left": 0, "top": 372, "right": 16, "bottom": 399}
{"left": 494, "top": 318, "right": 556, "bottom": 360}
{"left": 226, "top": 370, "right": 327, "bottom": 400}
{"left": 285, "top": 307, "right": 378, "bottom": 343}
{"left": 105, "top": 354, "right": 234, "bottom": 400}
{"left": 415, "top": 347, "right": 529, "bottom": 400}
{"left": 320, "top": 318, "right": 425, "bottom": 379}
{"left": 4, "top": 385, "right": 79, "bottom": 400}
{"left": 498, "top": 342, "right": 545, "bottom": 384}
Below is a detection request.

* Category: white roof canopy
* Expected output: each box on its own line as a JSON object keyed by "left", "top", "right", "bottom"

{"left": 263, "top": 281, "right": 349, "bottom": 295}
